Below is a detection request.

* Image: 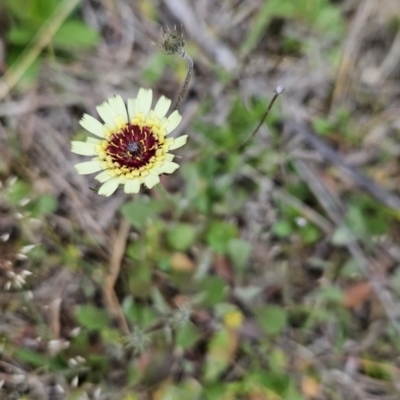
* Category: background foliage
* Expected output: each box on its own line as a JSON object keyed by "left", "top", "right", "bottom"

{"left": 1, "top": 0, "right": 400, "bottom": 399}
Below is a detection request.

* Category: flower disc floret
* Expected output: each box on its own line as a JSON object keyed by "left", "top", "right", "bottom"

{"left": 71, "top": 89, "right": 188, "bottom": 196}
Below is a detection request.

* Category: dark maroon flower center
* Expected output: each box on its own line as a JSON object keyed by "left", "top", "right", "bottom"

{"left": 106, "top": 123, "right": 159, "bottom": 170}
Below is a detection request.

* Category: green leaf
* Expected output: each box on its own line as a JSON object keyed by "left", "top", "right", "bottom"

{"left": 121, "top": 199, "right": 166, "bottom": 229}
{"left": 14, "top": 348, "right": 48, "bottom": 368}
{"left": 167, "top": 223, "right": 197, "bottom": 251}
{"left": 7, "top": 180, "right": 31, "bottom": 204}
{"left": 227, "top": 239, "right": 252, "bottom": 272}
{"left": 332, "top": 224, "right": 354, "bottom": 245}
{"left": 200, "top": 277, "right": 228, "bottom": 307}
{"left": 346, "top": 205, "right": 367, "bottom": 236}
{"left": 312, "top": 118, "right": 333, "bottom": 136}
{"left": 257, "top": 305, "right": 287, "bottom": 335}
{"left": 52, "top": 20, "right": 100, "bottom": 50}
{"left": 204, "top": 329, "right": 231, "bottom": 381}
{"left": 206, "top": 221, "right": 238, "bottom": 254}
{"left": 176, "top": 323, "right": 200, "bottom": 349}
{"left": 256, "top": 371, "right": 290, "bottom": 396}
{"left": 123, "top": 298, "right": 157, "bottom": 328}
{"left": 273, "top": 220, "right": 293, "bottom": 238}
{"left": 314, "top": 6, "right": 344, "bottom": 36}
{"left": 299, "top": 224, "right": 321, "bottom": 244}
{"left": 126, "top": 262, "right": 153, "bottom": 297}
{"left": 5, "top": 0, "right": 59, "bottom": 24}
{"left": 316, "top": 286, "right": 344, "bottom": 303}
{"left": 30, "top": 194, "right": 57, "bottom": 217}
{"left": 76, "top": 305, "right": 109, "bottom": 331}
{"left": 7, "top": 27, "right": 35, "bottom": 46}
{"left": 181, "top": 163, "right": 202, "bottom": 201}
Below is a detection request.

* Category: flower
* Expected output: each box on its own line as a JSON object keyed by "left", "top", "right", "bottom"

{"left": 161, "top": 27, "right": 185, "bottom": 56}
{"left": 71, "top": 89, "right": 188, "bottom": 196}
{"left": 223, "top": 310, "right": 244, "bottom": 330}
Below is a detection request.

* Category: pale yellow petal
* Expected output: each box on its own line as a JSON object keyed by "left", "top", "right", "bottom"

{"left": 137, "top": 88, "right": 153, "bottom": 115}
{"left": 71, "top": 141, "right": 96, "bottom": 156}
{"left": 108, "top": 95, "right": 128, "bottom": 123}
{"left": 79, "top": 114, "right": 105, "bottom": 138}
{"left": 169, "top": 135, "right": 188, "bottom": 150}
{"left": 96, "top": 102, "right": 116, "bottom": 128}
{"left": 98, "top": 178, "right": 120, "bottom": 196}
{"left": 166, "top": 110, "right": 182, "bottom": 134}
{"left": 154, "top": 96, "right": 171, "bottom": 119}
{"left": 164, "top": 154, "right": 175, "bottom": 162}
{"left": 124, "top": 179, "right": 141, "bottom": 194}
{"left": 127, "top": 98, "right": 138, "bottom": 121}
{"left": 95, "top": 170, "right": 112, "bottom": 183}
{"left": 144, "top": 174, "right": 160, "bottom": 189}
{"left": 159, "top": 161, "right": 179, "bottom": 174}
{"left": 149, "top": 167, "right": 163, "bottom": 175}
{"left": 86, "top": 137, "right": 101, "bottom": 145}
{"left": 75, "top": 160, "right": 102, "bottom": 175}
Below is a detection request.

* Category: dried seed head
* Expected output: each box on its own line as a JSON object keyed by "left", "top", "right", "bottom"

{"left": 161, "top": 27, "right": 185, "bottom": 56}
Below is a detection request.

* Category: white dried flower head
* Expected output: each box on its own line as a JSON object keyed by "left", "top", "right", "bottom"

{"left": 5, "top": 269, "right": 32, "bottom": 290}
{"left": 71, "top": 375, "right": 79, "bottom": 388}
{"left": 48, "top": 339, "right": 70, "bottom": 356}
{"left": 7, "top": 176, "right": 17, "bottom": 187}
{"left": 21, "top": 244, "right": 36, "bottom": 254}
{"left": 93, "top": 387, "right": 102, "bottom": 399}
{"left": 68, "top": 358, "right": 78, "bottom": 367}
{"left": 69, "top": 327, "right": 81, "bottom": 337}
{"left": 55, "top": 384, "right": 65, "bottom": 394}
{"left": 18, "top": 198, "right": 31, "bottom": 207}
{"left": 0, "top": 233, "right": 10, "bottom": 242}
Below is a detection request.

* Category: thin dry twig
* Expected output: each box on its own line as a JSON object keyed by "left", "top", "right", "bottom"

{"left": 103, "top": 218, "right": 131, "bottom": 336}
{"left": 241, "top": 164, "right": 333, "bottom": 235}
{"left": 331, "top": 0, "right": 377, "bottom": 108}
{"left": 286, "top": 120, "right": 400, "bottom": 211}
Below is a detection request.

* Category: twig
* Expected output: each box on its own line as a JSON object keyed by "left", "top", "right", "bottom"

{"left": 241, "top": 164, "right": 333, "bottom": 234}
{"left": 103, "top": 218, "right": 131, "bottom": 336}
{"left": 286, "top": 120, "right": 400, "bottom": 211}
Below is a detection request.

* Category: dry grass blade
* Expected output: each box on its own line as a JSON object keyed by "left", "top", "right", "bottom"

{"left": 293, "top": 159, "right": 400, "bottom": 336}
{"left": 103, "top": 218, "right": 131, "bottom": 336}
{"left": 286, "top": 120, "right": 400, "bottom": 211}
{"left": 0, "top": 0, "right": 81, "bottom": 101}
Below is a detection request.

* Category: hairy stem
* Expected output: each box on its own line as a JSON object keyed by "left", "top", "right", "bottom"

{"left": 173, "top": 51, "right": 193, "bottom": 112}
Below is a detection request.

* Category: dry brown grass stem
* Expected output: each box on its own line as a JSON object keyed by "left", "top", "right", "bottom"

{"left": 103, "top": 218, "right": 131, "bottom": 336}
{"left": 0, "top": 0, "right": 81, "bottom": 101}
{"left": 293, "top": 159, "right": 400, "bottom": 335}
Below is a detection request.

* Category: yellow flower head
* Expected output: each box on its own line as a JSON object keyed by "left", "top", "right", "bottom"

{"left": 71, "top": 89, "right": 187, "bottom": 196}
{"left": 223, "top": 310, "right": 244, "bottom": 330}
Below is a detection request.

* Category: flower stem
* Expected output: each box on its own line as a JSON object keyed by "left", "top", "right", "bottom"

{"left": 234, "top": 86, "right": 285, "bottom": 151}
{"left": 174, "top": 51, "right": 193, "bottom": 112}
